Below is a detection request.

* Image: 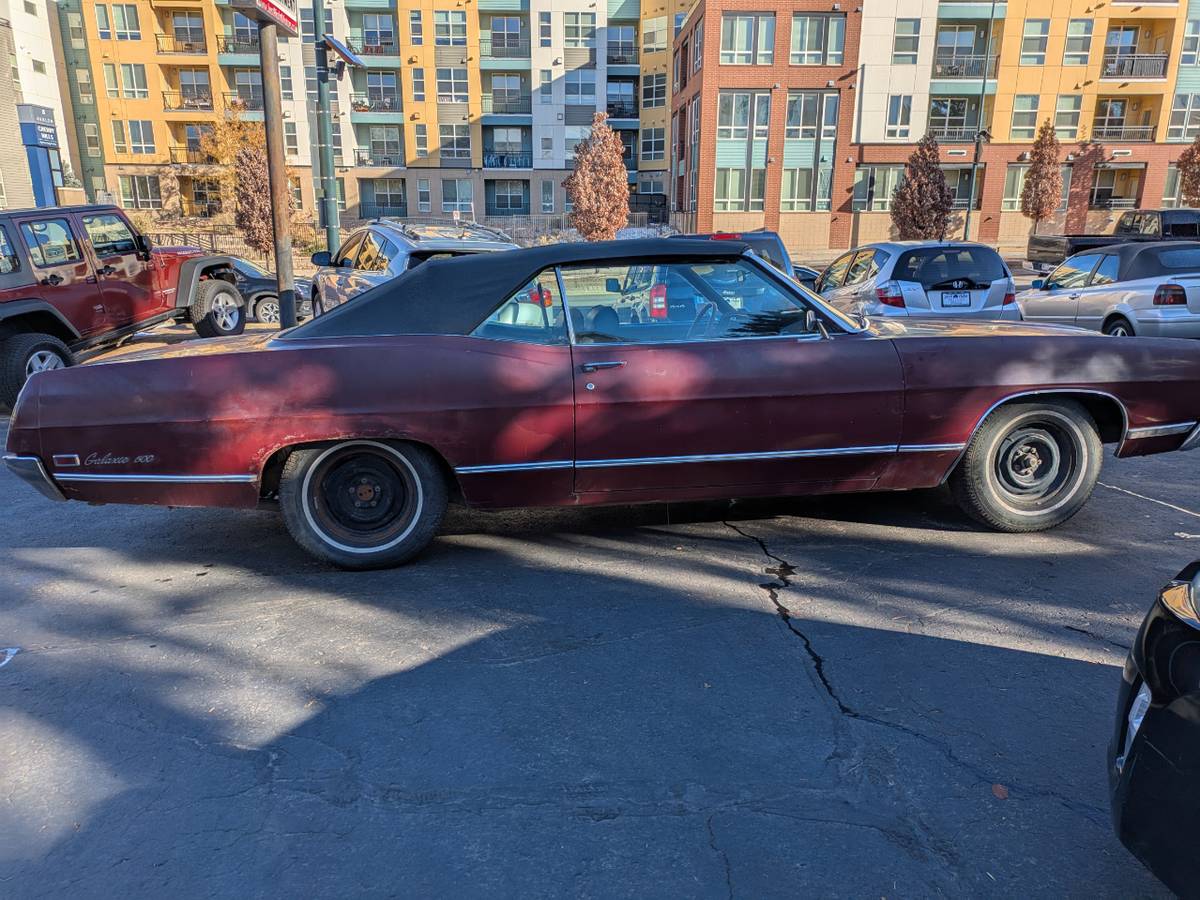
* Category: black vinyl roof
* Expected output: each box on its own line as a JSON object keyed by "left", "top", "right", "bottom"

{"left": 284, "top": 238, "right": 751, "bottom": 339}
{"left": 1095, "top": 241, "right": 1200, "bottom": 282}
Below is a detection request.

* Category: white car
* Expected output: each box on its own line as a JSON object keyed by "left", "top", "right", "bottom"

{"left": 1017, "top": 241, "right": 1200, "bottom": 338}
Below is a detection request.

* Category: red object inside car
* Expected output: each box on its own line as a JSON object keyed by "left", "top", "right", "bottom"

{"left": 649, "top": 283, "right": 668, "bottom": 319}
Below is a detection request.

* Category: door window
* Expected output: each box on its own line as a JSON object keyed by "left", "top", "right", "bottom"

{"left": 81, "top": 213, "right": 138, "bottom": 256}
{"left": 559, "top": 259, "right": 816, "bottom": 344}
{"left": 1045, "top": 253, "right": 1101, "bottom": 289}
{"left": 19, "top": 219, "right": 83, "bottom": 267}
{"left": 354, "top": 232, "right": 397, "bottom": 272}
{"left": 335, "top": 233, "right": 365, "bottom": 268}
{"left": 844, "top": 249, "right": 882, "bottom": 286}
{"left": 1089, "top": 255, "right": 1120, "bottom": 285}
{"left": 817, "top": 252, "right": 855, "bottom": 291}
{"left": 471, "top": 270, "right": 567, "bottom": 344}
{"left": 0, "top": 226, "right": 19, "bottom": 273}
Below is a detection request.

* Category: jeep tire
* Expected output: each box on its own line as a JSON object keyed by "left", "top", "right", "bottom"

{"left": 0, "top": 332, "right": 73, "bottom": 408}
{"left": 191, "top": 280, "right": 246, "bottom": 338}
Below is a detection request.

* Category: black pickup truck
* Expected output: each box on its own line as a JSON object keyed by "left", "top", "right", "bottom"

{"left": 1027, "top": 209, "right": 1200, "bottom": 268}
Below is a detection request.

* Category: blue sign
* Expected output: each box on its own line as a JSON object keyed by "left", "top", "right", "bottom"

{"left": 17, "top": 105, "right": 60, "bottom": 206}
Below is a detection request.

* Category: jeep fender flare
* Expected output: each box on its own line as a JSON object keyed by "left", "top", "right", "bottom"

{"left": 174, "top": 256, "right": 242, "bottom": 310}
{"left": 0, "top": 298, "right": 83, "bottom": 344}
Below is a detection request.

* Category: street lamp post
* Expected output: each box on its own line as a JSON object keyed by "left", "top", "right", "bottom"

{"left": 313, "top": 0, "right": 340, "bottom": 253}
{"left": 258, "top": 20, "right": 297, "bottom": 328}
{"left": 962, "top": 0, "right": 998, "bottom": 240}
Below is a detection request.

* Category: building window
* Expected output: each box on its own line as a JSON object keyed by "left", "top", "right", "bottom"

{"left": 119, "top": 175, "right": 161, "bottom": 209}
{"left": 540, "top": 135, "right": 553, "bottom": 157}
{"left": 414, "top": 124, "right": 428, "bottom": 157}
{"left": 24, "top": 0, "right": 36, "bottom": 15}
{"left": 434, "top": 11, "right": 466, "bottom": 46}
{"left": 418, "top": 177, "right": 431, "bottom": 212}
{"left": 120, "top": 63, "right": 147, "bottom": 98}
{"left": 283, "top": 122, "right": 298, "bottom": 154}
{"left": 717, "top": 91, "right": 770, "bottom": 139}
{"left": 409, "top": 10, "right": 423, "bottom": 45}
{"left": 781, "top": 169, "right": 813, "bottom": 211}
{"left": 1002, "top": 164, "right": 1072, "bottom": 211}
{"left": 1011, "top": 95, "right": 1039, "bottom": 140}
{"left": 642, "top": 73, "right": 666, "bottom": 108}
{"left": 892, "top": 19, "right": 919, "bottom": 64}
{"left": 412, "top": 68, "right": 425, "bottom": 101}
{"left": 886, "top": 95, "right": 911, "bottom": 139}
{"left": 371, "top": 178, "right": 406, "bottom": 210}
{"left": 436, "top": 68, "right": 468, "bottom": 103}
{"left": 643, "top": 16, "right": 666, "bottom": 52}
{"left": 1184, "top": 20, "right": 1200, "bottom": 66}
{"left": 103, "top": 63, "right": 118, "bottom": 97}
{"left": 639, "top": 176, "right": 665, "bottom": 195}
{"left": 714, "top": 167, "right": 766, "bottom": 211}
{"left": 191, "top": 178, "right": 220, "bottom": 216}
{"left": 565, "top": 69, "right": 596, "bottom": 103}
{"left": 68, "top": 11, "right": 85, "bottom": 48}
{"left": 112, "top": 3, "right": 138, "bottom": 39}
{"left": 439, "top": 124, "right": 471, "bottom": 158}
{"left": 541, "top": 179, "right": 554, "bottom": 213}
{"left": 442, "top": 178, "right": 473, "bottom": 213}
{"left": 720, "top": 13, "right": 774, "bottom": 65}
{"left": 75, "top": 67, "right": 93, "bottom": 103}
{"left": 289, "top": 176, "right": 303, "bottom": 209}
{"left": 785, "top": 91, "right": 838, "bottom": 141}
{"left": 694, "top": 21, "right": 704, "bottom": 71}
{"left": 1064, "top": 20, "right": 1092, "bottom": 66}
{"left": 790, "top": 14, "right": 844, "bottom": 65}
{"left": 539, "top": 11, "right": 551, "bottom": 47}
{"left": 539, "top": 69, "right": 552, "bottom": 102}
{"left": 363, "top": 14, "right": 395, "bottom": 49}
{"left": 942, "top": 167, "right": 979, "bottom": 208}
{"left": 640, "top": 127, "right": 665, "bottom": 161}
{"left": 492, "top": 179, "right": 524, "bottom": 212}
{"left": 368, "top": 125, "right": 402, "bottom": 162}
{"left": 280, "top": 65, "right": 293, "bottom": 100}
{"left": 366, "top": 70, "right": 399, "bottom": 108}
{"left": 491, "top": 126, "right": 523, "bottom": 154}
{"left": 564, "top": 12, "right": 595, "bottom": 48}
{"left": 83, "top": 123, "right": 101, "bottom": 157}
{"left": 112, "top": 120, "right": 126, "bottom": 153}
{"left": 95, "top": 4, "right": 110, "bottom": 39}
{"left": 1055, "top": 95, "right": 1081, "bottom": 139}
{"left": 852, "top": 165, "right": 904, "bottom": 211}
{"left": 1170, "top": 93, "right": 1200, "bottom": 141}
{"left": 32, "top": 59, "right": 46, "bottom": 74}
{"left": 335, "top": 178, "right": 345, "bottom": 212}
{"left": 1021, "top": 19, "right": 1048, "bottom": 66}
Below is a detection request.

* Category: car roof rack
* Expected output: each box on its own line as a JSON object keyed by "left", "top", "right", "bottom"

{"left": 376, "top": 218, "right": 514, "bottom": 244}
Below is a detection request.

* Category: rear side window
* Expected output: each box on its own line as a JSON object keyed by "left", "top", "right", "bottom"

{"left": 81, "top": 213, "right": 138, "bottom": 256}
{"left": 1090, "top": 255, "right": 1120, "bottom": 285}
{"left": 1157, "top": 247, "right": 1200, "bottom": 269}
{"left": 746, "top": 237, "right": 786, "bottom": 271}
{"left": 1162, "top": 212, "right": 1200, "bottom": 237}
{"left": 0, "top": 226, "right": 18, "bottom": 274}
{"left": 471, "top": 270, "right": 567, "bottom": 345}
{"left": 894, "top": 247, "right": 1005, "bottom": 288}
{"left": 818, "top": 252, "right": 855, "bottom": 291}
{"left": 20, "top": 218, "right": 82, "bottom": 268}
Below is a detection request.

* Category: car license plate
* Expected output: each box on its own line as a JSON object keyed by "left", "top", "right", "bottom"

{"left": 941, "top": 291, "right": 971, "bottom": 308}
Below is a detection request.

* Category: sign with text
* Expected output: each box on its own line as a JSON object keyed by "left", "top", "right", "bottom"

{"left": 230, "top": 0, "right": 298, "bottom": 37}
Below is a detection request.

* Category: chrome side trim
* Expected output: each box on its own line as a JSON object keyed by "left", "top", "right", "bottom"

{"left": 3, "top": 454, "right": 66, "bottom": 502}
{"left": 1125, "top": 421, "right": 1198, "bottom": 440}
{"left": 575, "top": 445, "right": 899, "bottom": 469}
{"left": 455, "top": 460, "right": 574, "bottom": 475}
{"left": 1182, "top": 423, "right": 1200, "bottom": 452}
{"left": 54, "top": 473, "right": 257, "bottom": 484}
{"left": 897, "top": 442, "right": 967, "bottom": 453}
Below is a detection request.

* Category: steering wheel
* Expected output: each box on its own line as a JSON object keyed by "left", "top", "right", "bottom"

{"left": 686, "top": 301, "right": 719, "bottom": 340}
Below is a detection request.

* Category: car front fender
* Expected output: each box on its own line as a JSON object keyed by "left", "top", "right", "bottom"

{"left": 173, "top": 256, "right": 242, "bottom": 309}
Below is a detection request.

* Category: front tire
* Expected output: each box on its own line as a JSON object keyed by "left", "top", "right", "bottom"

{"left": 191, "top": 280, "right": 246, "bottom": 338}
{"left": 949, "top": 399, "right": 1102, "bottom": 532}
{"left": 278, "top": 440, "right": 448, "bottom": 569}
{"left": 0, "top": 332, "right": 73, "bottom": 408}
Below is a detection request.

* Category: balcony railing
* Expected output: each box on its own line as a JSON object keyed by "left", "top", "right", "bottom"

{"left": 223, "top": 91, "right": 264, "bottom": 110}
{"left": 1091, "top": 124, "right": 1155, "bottom": 141}
{"left": 606, "top": 102, "right": 638, "bottom": 119}
{"left": 480, "top": 35, "right": 531, "bottom": 58}
{"left": 486, "top": 205, "right": 531, "bottom": 216}
{"left": 484, "top": 151, "right": 532, "bottom": 168}
{"left": 926, "top": 125, "right": 980, "bottom": 143}
{"left": 607, "top": 45, "right": 638, "bottom": 64}
{"left": 1101, "top": 53, "right": 1169, "bottom": 78}
{"left": 169, "top": 146, "right": 218, "bottom": 164}
{"left": 1090, "top": 195, "right": 1139, "bottom": 209}
{"left": 361, "top": 204, "right": 409, "bottom": 219}
{"left": 353, "top": 40, "right": 398, "bottom": 56}
{"left": 156, "top": 34, "right": 206, "bottom": 54}
{"left": 482, "top": 94, "right": 531, "bottom": 114}
{"left": 355, "top": 149, "right": 405, "bottom": 166}
{"left": 163, "top": 90, "right": 213, "bottom": 111}
{"left": 931, "top": 53, "right": 996, "bottom": 78}
{"left": 350, "top": 92, "right": 401, "bottom": 112}
{"left": 217, "top": 35, "right": 260, "bottom": 53}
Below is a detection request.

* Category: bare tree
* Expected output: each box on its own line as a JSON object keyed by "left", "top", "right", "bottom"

{"left": 1177, "top": 133, "right": 1200, "bottom": 208}
{"left": 890, "top": 133, "right": 954, "bottom": 240}
{"left": 1020, "top": 120, "right": 1063, "bottom": 234}
{"left": 563, "top": 112, "right": 629, "bottom": 241}
{"left": 233, "top": 145, "right": 277, "bottom": 255}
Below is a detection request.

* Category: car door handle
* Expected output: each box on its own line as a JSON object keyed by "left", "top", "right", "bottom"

{"left": 40, "top": 274, "right": 62, "bottom": 286}
{"left": 1068, "top": 292, "right": 1081, "bottom": 299}
{"left": 97, "top": 265, "right": 117, "bottom": 276}
{"left": 580, "top": 361, "right": 626, "bottom": 373}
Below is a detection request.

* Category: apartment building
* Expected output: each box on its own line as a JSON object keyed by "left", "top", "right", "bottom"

{"left": 674, "top": 0, "right": 1200, "bottom": 254}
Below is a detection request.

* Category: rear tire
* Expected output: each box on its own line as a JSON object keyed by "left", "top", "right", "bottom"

{"left": 191, "top": 280, "right": 246, "bottom": 338}
{"left": 1103, "top": 317, "right": 1133, "bottom": 337}
{"left": 949, "top": 399, "right": 1102, "bottom": 532}
{"left": 0, "top": 333, "right": 73, "bottom": 408}
{"left": 278, "top": 440, "right": 448, "bottom": 569}
{"left": 252, "top": 295, "right": 281, "bottom": 324}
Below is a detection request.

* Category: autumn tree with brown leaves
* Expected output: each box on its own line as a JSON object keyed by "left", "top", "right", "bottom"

{"left": 563, "top": 112, "right": 629, "bottom": 241}
{"left": 1021, "top": 120, "right": 1063, "bottom": 234}
{"left": 197, "top": 109, "right": 262, "bottom": 224}
{"left": 890, "top": 133, "right": 954, "bottom": 240}
{"left": 1176, "top": 133, "right": 1200, "bottom": 208}
{"left": 233, "top": 145, "right": 277, "bottom": 255}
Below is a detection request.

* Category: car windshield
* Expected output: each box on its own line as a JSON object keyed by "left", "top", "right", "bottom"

{"left": 894, "top": 247, "right": 1005, "bottom": 288}
{"left": 233, "top": 258, "right": 271, "bottom": 278}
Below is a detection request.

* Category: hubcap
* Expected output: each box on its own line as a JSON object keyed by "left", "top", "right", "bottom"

{"left": 1108, "top": 323, "right": 1129, "bottom": 337}
{"left": 212, "top": 293, "right": 240, "bottom": 332}
{"left": 303, "top": 444, "right": 422, "bottom": 552}
{"left": 26, "top": 349, "right": 65, "bottom": 376}
{"left": 257, "top": 299, "right": 280, "bottom": 323}
{"left": 991, "top": 420, "right": 1082, "bottom": 513}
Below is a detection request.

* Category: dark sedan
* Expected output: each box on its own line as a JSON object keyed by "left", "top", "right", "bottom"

{"left": 229, "top": 258, "right": 313, "bottom": 323}
{"left": 1109, "top": 561, "right": 1200, "bottom": 895}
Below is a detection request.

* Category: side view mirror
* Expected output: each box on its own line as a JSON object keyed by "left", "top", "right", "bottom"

{"left": 134, "top": 233, "right": 152, "bottom": 259}
{"left": 311, "top": 251, "right": 332, "bottom": 267}
{"left": 1031, "top": 279, "right": 1044, "bottom": 290}
{"left": 805, "top": 309, "right": 830, "bottom": 339}
{"left": 605, "top": 277, "right": 621, "bottom": 293}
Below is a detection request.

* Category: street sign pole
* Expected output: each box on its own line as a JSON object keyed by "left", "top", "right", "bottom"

{"left": 313, "top": 0, "right": 340, "bottom": 253}
{"left": 258, "top": 20, "right": 297, "bottom": 328}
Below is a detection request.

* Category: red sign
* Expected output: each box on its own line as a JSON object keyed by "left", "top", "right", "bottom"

{"left": 230, "top": 0, "right": 298, "bottom": 37}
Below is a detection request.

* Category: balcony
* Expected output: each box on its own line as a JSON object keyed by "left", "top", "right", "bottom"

{"left": 355, "top": 149, "right": 404, "bottom": 166}
{"left": 361, "top": 204, "right": 408, "bottom": 218}
{"left": 350, "top": 93, "right": 401, "bottom": 112}
{"left": 482, "top": 94, "right": 532, "bottom": 114}
{"left": 607, "top": 45, "right": 638, "bottom": 64}
{"left": 486, "top": 204, "right": 531, "bottom": 216}
{"left": 1101, "top": 53, "right": 1169, "bottom": 79}
{"left": 926, "top": 125, "right": 980, "bottom": 142}
{"left": 606, "top": 102, "right": 638, "bottom": 119}
{"left": 163, "top": 90, "right": 213, "bottom": 111}
{"left": 156, "top": 34, "right": 206, "bottom": 54}
{"left": 352, "top": 40, "right": 399, "bottom": 56}
{"left": 169, "top": 146, "right": 217, "bottom": 164}
{"left": 480, "top": 35, "right": 531, "bottom": 58}
{"left": 217, "top": 35, "right": 259, "bottom": 53}
{"left": 484, "top": 151, "right": 533, "bottom": 168}
{"left": 1091, "top": 124, "right": 1155, "bottom": 141}
{"left": 931, "top": 53, "right": 996, "bottom": 78}
{"left": 223, "top": 91, "right": 263, "bottom": 110}
{"left": 1090, "top": 195, "right": 1138, "bottom": 209}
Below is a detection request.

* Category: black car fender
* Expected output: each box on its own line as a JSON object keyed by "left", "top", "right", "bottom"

{"left": 173, "top": 256, "right": 243, "bottom": 309}
{"left": 0, "top": 298, "right": 83, "bottom": 343}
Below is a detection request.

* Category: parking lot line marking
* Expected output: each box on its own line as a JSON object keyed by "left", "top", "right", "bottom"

{"left": 0, "top": 647, "right": 19, "bottom": 668}
{"left": 1098, "top": 482, "right": 1200, "bottom": 520}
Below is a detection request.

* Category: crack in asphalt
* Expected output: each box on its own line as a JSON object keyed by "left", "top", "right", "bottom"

{"left": 1063, "top": 624, "right": 1131, "bottom": 652}
{"left": 720, "top": 520, "right": 1109, "bottom": 827}
{"left": 706, "top": 814, "right": 734, "bottom": 900}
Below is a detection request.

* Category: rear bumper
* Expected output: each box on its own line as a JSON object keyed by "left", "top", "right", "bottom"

{"left": 3, "top": 454, "right": 66, "bottom": 502}
{"left": 860, "top": 303, "right": 1022, "bottom": 321}
{"left": 1132, "top": 311, "right": 1200, "bottom": 339}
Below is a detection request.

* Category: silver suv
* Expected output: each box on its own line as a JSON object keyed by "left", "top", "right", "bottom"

{"left": 816, "top": 241, "right": 1018, "bottom": 321}
{"left": 310, "top": 220, "right": 519, "bottom": 316}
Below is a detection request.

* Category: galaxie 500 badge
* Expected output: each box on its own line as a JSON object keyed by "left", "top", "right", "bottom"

{"left": 83, "top": 452, "right": 158, "bottom": 466}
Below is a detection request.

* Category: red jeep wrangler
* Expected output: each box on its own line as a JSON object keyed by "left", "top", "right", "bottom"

{"left": 0, "top": 204, "right": 248, "bottom": 406}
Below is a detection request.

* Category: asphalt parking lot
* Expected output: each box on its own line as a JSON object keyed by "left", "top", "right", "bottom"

{"left": 1, "top": 407, "right": 1194, "bottom": 897}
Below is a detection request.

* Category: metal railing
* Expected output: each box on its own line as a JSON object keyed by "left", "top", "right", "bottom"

{"left": 482, "top": 94, "right": 532, "bottom": 113}
{"left": 480, "top": 35, "right": 531, "bottom": 58}
{"left": 156, "top": 33, "right": 206, "bottom": 53}
{"left": 355, "top": 149, "right": 405, "bottom": 166}
{"left": 926, "top": 125, "right": 979, "bottom": 142}
{"left": 163, "top": 91, "right": 213, "bottom": 111}
{"left": 1090, "top": 196, "right": 1139, "bottom": 209}
{"left": 350, "top": 92, "right": 401, "bottom": 112}
{"left": 486, "top": 205, "right": 531, "bottom": 216}
{"left": 169, "top": 146, "right": 218, "bottom": 164}
{"left": 606, "top": 102, "right": 638, "bottom": 119}
{"left": 931, "top": 53, "right": 996, "bottom": 78}
{"left": 217, "top": 35, "right": 260, "bottom": 53}
{"left": 361, "top": 204, "right": 409, "bottom": 218}
{"left": 607, "top": 45, "right": 638, "bottom": 64}
{"left": 1101, "top": 53, "right": 1169, "bottom": 78}
{"left": 484, "top": 152, "right": 532, "bottom": 168}
{"left": 223, "top": 91, "right": 264, "bottom": 110}
{"left": 353, "top": 40, "right": 398, "bottom": 56}
{"left": 1091, "top": 124, "right": 1155, "bottom": 141}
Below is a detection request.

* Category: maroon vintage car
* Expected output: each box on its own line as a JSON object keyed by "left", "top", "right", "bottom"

{"left": 5, "top": 239, "right": 1200, "bottom": 568}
